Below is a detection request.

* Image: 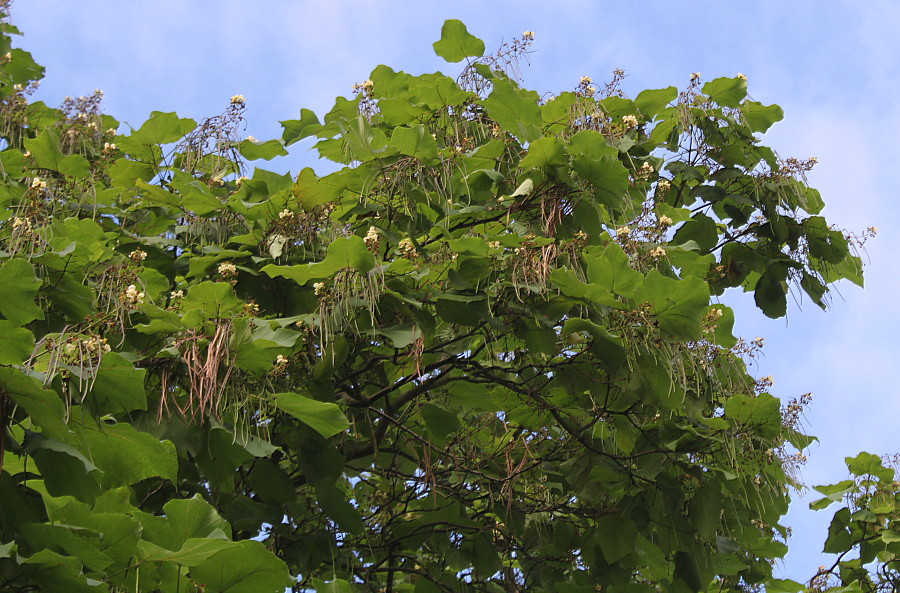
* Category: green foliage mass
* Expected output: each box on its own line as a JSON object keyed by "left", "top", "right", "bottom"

{"left": 0, "top": 11, "right": 895, "bottom": 593}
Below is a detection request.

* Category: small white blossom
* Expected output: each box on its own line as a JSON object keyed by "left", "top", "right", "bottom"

{"left": 657, "top": 179, "right": 671, "bottom": 192}
{"left": 658, "top": 215, "right": 673, "bottom": 227}
{"left": 522, "top": 31, "right": 534, "bottom": 40}
{"left": 103, "top": 142, "right": 117, "bottom": 151}
{"left": 616, "top": 226, "right": 630, "bottom": 239}
{"left": 580, "top": 76, "right": 592, "bottom": 85}
{"left": 737, "top": 73, "right": 747, "bottom": 80}
{"left": 30, "top": 177, "right": 47, "bottom": 189}
{"left": 648, "top": 246, "right": 666, "bottom": 260}
{"left": 230, "top": 94, "right": 245, "bottom": 105}
{"left": 170, "top": 290, "right": 184, "bottom": 299}
{"left": 364, "top": 226, "right": 380, "bottom": 253}
{"left": 313, "top": 281, "right": 327, "bottom": 296}
{"left": 279, "top": 209, "right": 293, "bottom": 220}
{"left": 246, "top": 135, "right": 257, "bottom": 143}
{"left": 690, "top": 72, "right": 701, "bottom": 81}
{"left": 622, "top": 115, "right": 638, "bottom": 128}
{"left": 218, "top": 262, "right": 237, "bottom": 277}
{"left": 122, "top": 284, "right": 145, "bottom": 307}
{"left": 128, "top": 249, "right": 147, "bottom": 261}
{"left": 398, "top": 237, "right": 418, "bottom": 258}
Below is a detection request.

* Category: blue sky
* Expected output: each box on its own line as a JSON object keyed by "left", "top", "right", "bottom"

{"left": 10, "top": 0, "right": 899, "bottom": 582}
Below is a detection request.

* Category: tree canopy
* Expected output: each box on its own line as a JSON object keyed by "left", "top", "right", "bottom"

{"left": 0, "top": 10, "right": 896, "bottom": 593}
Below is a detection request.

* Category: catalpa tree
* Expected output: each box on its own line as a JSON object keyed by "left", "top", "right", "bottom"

{"left": 0, "top": 10, "right": 895, "bottom": 593}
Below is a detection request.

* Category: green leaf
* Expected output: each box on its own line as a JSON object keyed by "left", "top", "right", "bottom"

{"left": 281, "top": 109, "right": 322, "bottom": 145}
{"left": 162, "top": 495, "right": 232, "bottom": 546}
{"left": 190, "top": 540, "right": 291, "bottom": 593}
{"left": 635, "top": 271, "right": 709, "bottom": 341}
{"left": 275, "top": 392, "right": 350, "bottom": 438}
{"left": 0, "top": 320, "right": 34, "bottom": 364}
{"left": 432, "top": 20, "right": 485, "bottom": 63}
{"left": 420, "top": 404, "right": 460, "bottom": 445}
{"left": 584, "top": 244, "right": 643, "bottom": 299}
{"left": 238, "top": 138, "right": 288, "bottom": 161}
{"left": 0, "top": 368, "right": 66, "bottom": 438}
{"left": 23, "top": 129, "right": 90, "bottom": 178}
{"left": 571, "top": 153, "right": 630, "bottom": 211}
{"left": 139, "top": 538, "right": 233, "bottom": 566}
{"left": 0, "top": 258, "right": 44, "bottom": 325}
{"left": 754, "top": 268, "right": 788, "bottom": 319}
{"left": 741, "top": 101, "right": 784, "bottom": 133}
{"left": 519, "top": 136, "right": 566, "bottom": 170}
{"left": 390, "top": 124, "right": 439, "bottom": 164}
{"left": 89, "top": 353, "right": 148, "bottom": 414}
{"left": 701, "top": 76, "right": 748, "bottom": 108}
{"left": 634, "top": 87, "right": 677, "bottom": 118}
{"left": 130, "top": 111, "right": 196, "bottom": 145}
{"left": 724, "top": 393, "right": 782, "bottom": 439}
{"left": 82, "top": 422, "right": 178, "bottom": 487}
{"left": 481, "top": 77, "right": 542, "bottom": 142}
{"left": 261, "top": 235, "right": 375, "bottom": 285}
{"left": 846, "top": 452, "right": 894, "bottom": 481}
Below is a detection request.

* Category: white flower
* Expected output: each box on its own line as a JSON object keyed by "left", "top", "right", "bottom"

{"left": 690, "top": 72, "right": 701, "bottom": 81}
{"left": 398, "top": 237, "right": 417, "bottom": 258}
{"left": 580, "top": 76, "right": 592, "bottom": 85}
{"left": 364, "top": 226, "right": 380, "bottom": 252}
{"left": 279, "top": 209, "right": 293, "bottom": 220}
{"left": 522, "top": 31, "right": 534, "bottom": 40}
{"left": 657, "top": 179, "right": 671, "bottom": 192}
{"left": 488, "top": 241, "right": 501, "bottom": 249}
{"left": 640, "top": 162, "right": 654, "bottom": 174}
{"left": 313, "top": 281, "right": 327, "bottom": 296}
{"left": 122, "top": 284, "right": 145, "bottom": 307}
{"left": 658, "top": 215, "right": 673, "bottom": 227}
{"left": 230, "top": 94, "right": 245, "bottom": 105}
{"left": 30, "top": 177, "right": 47, "bottom": 189}
{"left": 809, "top": 157, "right": 819, "bottom": 164}
{"left": 64, "top": 342, "right": 77, "bottom": 354}
{"left": 275, "top": 354, "right": 288, "bottom": 366}
{"left": 246, "top": 135, "right": 257, "bottom": 143}
{"left": 615, "top": 226, "right": 630, "bottom": 238}
{"left": 235, "top": 176, "right": 249, "bottom": 186}
{"left": 128, "top": 249, "right": 147, "bottom": 261}
{"left": 106, "top": 127, "right": 117, "bottom": 135}
{"left": 103, "top": 142, "right": 117, "bottom": 151}
{"left": 170, "top": 290, "right": 184, "bottom": 299}
{"left": 737, "top": 73, "right": 747, "bottom": 80}
{"left": 648, "top": 246, "right": 666, "bottom": 260}
{"left": 622, "top": 115, "right": 638, "bottom": 128}
{"left": 218, "top": 262, "right": 237, "bottom": 277}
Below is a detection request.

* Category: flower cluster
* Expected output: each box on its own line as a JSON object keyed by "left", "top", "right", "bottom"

{"left": 313, "top": 282, "right": 328, "bottom": 298}
{"left": 128, "top": 249, "right": 147, "bottom": 262}
{"left": 30, "top": 177, "right": 47, "bottom": 190}
{"left": 170, "top": 289, "right": 184, "bottom": 300}
{"left": 656, "top": 179, "right": 671, "bottom": 193}
{"left": 279, "top": 209, "right": 293, "bottom": 220}
{"left": 615, "top": 226, "right": 631, "bottom": 239}
{"left": 657, "top": 215, "right": 673, "bottom": 227}
{"left": 102, "top": 142, "right": 117, "bottom": 153}
{"left": 398, "top": 237, "right": 418, "bottom": 259}
{"left": 522, "top": 31, "right": 534, "bottom": 40}
{"left": 648, "top": 246, "right": 666, "bottom": 261}
{"left": 11, "top": 217, "right": 34, "bottom": 234}
{"left": 364, "top": 226, "right": 380, "bottom": 254}
{"left": 635, "top": 161, "right": 655, "bottom": 180}
{"left": 702, "top": 307, "right": 724, "bottom": 333}
{"left": 217, "top": 262, "right": 237, "bottom": 277}
{"left": 120, "top": 284, "right": 145, "bottom": 308}
{"left": 230, "top": 95, "right": 245, "bottom": 105}
{"left": 621, "top": 115, "right": 638, "bottom": 129}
